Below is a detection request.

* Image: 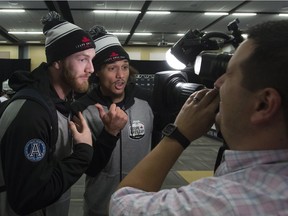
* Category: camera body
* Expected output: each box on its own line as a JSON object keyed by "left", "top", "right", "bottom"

{"left": 152, "top": 19, "right": 243, "bottom": 130}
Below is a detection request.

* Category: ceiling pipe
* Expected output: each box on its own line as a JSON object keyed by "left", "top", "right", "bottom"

{"left": 124, "top": 0, "right": 152, "bottom": 45}
{"left": 0, "top": 25, "right": 19, "bottom": 43}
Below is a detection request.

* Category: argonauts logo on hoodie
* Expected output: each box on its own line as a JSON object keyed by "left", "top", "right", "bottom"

{"left": 129, "top": 120, "right": 145, "bottom": 139}
{"left": 24, "top": 139, "right": 46, "bottom": 162}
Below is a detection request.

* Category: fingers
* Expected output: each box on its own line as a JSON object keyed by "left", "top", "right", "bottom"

{"left": 109, "top": 103, "right": 117, "bottom": 111}
{"left": 71, "top": 112, "right": 88, "bottom": 130}
{"left": 78, "top": 111, "right": 89, "bottom": 129}
{"left": 96, "top": 103, "right": 105, "bottom": 119}
{"left": 70, "top": 112, "right": 92, "bottom": 146}
{"left": 187, "top": 88, "right": 219, "bottom": 110}
{"left": 69, "top": 121, "right": 77, "bottom": 135}
{"left": 108, "top": 104, "right": 124, "bottom": 116}
{"left": 96, "top": 103, "right": 128, "bottom": 136}
{"left": 198, "top": 89, "right": 219, "bottom": 110}
{"left": 186, "top": 91, "right": 199, "bottom": 104}
{"left": 174, "top": 88, "right": 220, "bottom": 141}
{"left": 96, "top": 103, "right": 123, "bottom": 120}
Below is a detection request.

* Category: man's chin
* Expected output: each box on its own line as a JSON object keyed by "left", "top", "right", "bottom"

{"left": 74, "top": 83, "right": 89, "bottom": 93}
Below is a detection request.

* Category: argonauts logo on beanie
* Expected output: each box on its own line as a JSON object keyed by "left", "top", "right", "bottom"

{"left": 88, "top": 25, "right": 130, "bottom": 67}
{"left": 41, "top": 11, "right": 95, "bottom": 64}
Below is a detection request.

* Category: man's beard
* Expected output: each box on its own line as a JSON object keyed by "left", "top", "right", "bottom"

{"left": 62, "top": 68, "right": 89, "bottom": 93}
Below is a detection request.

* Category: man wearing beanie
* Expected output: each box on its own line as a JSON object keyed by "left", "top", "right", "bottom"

{"left": 71, "top": 25, "right": 155, "bottom": 216}
{"left": 0, "top": 11, "right": 95, "bottom": 216}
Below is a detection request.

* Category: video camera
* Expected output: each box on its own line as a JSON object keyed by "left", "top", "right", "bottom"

{"left": 152, "top": 19, "right": 244, "bottom": 129}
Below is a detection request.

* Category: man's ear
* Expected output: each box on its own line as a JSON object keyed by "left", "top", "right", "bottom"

{"left": 251, "top": 88, "right": 282, "bottom": 124}
{"left": 52, "top": 60, "right": 62, "bottom": 70}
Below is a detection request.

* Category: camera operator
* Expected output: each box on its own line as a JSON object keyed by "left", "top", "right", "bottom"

{"left": 109, "top": 19, "right": 288, "bottom": 215}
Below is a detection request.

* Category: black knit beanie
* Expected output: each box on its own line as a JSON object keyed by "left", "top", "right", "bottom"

{"left": 41, "top": 11, "right": 95, "bottom": 64}
{"left": 88, "top": 25, "right": 130, "bottom": 68}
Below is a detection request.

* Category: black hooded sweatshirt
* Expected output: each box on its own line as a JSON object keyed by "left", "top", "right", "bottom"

{"left": 0, "top": 63, "right": 93, "bottom": 215}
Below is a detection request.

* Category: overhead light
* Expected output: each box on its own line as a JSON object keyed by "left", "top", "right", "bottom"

{"left": 204, "top": 12, "right": 229, "bottom": 16}
{"left": 132, "top": 42, "right": 148, "bottom": 45}
{"left": 0, "top": 9, "right": 25, "bottom": 13}
{"left": 93, "top": 10, "right": 140, "bottom": 14}
{"left": 279, "top": 13, "right": 288, "bottom": 16}
{"left": 232, "top": 13, "right": 257, "bottom": 16}
{"left": 25, "top": 41, "right": 41, "bottom": 44}
{"left": 146, "top": 11, "right": 171, "bottom": 15}
{"left": 112, "top": 32, "right": 130, "bottom": 35}
{"left": 134, "top": 33, "right": 152, "bottom": 36}
{"left": 93, "top": 10, "right": 117, "bottom": 14}
{"left": 0, "top": 41, "right": 7, "bottom": 43}
{"left": 8, "top": 31, "right": 42, "bottom": 35}
{"left": 116, "top": 11, "right": 141, "bottom": 14}
{"left": 177, "top": 33, "right": 185, "bottom": 37}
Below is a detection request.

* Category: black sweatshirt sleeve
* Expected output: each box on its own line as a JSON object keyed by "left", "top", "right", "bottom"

{"left": 85, "top": 128, "right": 118, "bottom": 176}
{"left": 71, "top": 98, "right": 119, "bottom": 177}
{"left": 2, "top": 100, "right": 93, "bottom": 214}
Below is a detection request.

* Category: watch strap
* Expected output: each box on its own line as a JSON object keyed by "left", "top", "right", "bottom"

{"left": 162, "top": 123, "right": 191, "bottom": 149}
{"left": 171, "top": 127, "right": 190, "bottom": 149}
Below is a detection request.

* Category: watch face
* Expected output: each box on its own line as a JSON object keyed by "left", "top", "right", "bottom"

{"left": 162, "top": 123, "right": 176, "bottom": 136}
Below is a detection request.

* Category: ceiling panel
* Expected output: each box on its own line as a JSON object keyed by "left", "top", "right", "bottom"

{"left": 1, "top": 10, "right": 46, "bottom": 31}
{"left": 206, "top": 14, "right": 283, "bottom": 33}
{"left": 68, "top": 0, "right": 144, "bottom": 10}
{"left": 137, "top": 13, "right": 218, "bottom": 33}
{"left": 236, "top": 1, "right": 288, "bottom": 13}
{"left": 72, "top": 11, "right": 138, "bottom": 32}
{"left": 0, "top": 1, "right": 287, "bottom": 46}
{"left": 0, "top": 1, "right": 46, "bottom": 9}
{"left": 149, "top": 1, "right": 243, "bottom": 11}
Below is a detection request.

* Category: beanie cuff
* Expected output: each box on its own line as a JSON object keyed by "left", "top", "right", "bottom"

{"left": 93, "top": 45, "right": 130, "bottom": 67}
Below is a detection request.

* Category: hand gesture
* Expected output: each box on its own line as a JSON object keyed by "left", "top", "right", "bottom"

{"left": 69, "top": 112, "right": 92, "bottom": 146}
{"left": 96, "top": 103, "right": 128, "bottom": 136}
{"left": 175, "top": 88, "right": 220, "bottom": 142}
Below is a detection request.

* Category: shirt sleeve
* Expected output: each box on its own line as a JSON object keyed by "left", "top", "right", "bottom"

{"left": 2, "top": 100, "right": 93, "bottom": 214}
{"left": 109, "top": 180, "right": 233, "bottom": 215}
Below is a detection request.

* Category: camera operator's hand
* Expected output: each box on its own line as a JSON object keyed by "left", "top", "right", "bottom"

{"left": 69, "top": 112, "right": 92, "bottom": 146}
{"left": 96, "top": 103, "right": 128, "bottom": 136}
{"left": 116, "top": 88, "right": 219, "bottom": 192}
{"left": 174, "top": 88, "right": 220, "bottom": 142}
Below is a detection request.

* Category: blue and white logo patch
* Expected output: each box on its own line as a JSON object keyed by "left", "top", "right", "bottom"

{"left": 24, "top": 139, "right": 46, "bottom": 162}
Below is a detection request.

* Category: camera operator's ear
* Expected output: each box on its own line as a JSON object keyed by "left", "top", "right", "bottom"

{"left": 251, "top": 88, "right": 281, "bottom": 124}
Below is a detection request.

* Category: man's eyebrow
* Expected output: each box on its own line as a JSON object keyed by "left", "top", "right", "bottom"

{"left": 75, "top": 53, "right": 94, "bottom": 58}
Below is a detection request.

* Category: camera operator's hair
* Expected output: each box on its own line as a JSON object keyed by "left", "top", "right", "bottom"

{"left": 240, "top": 20, "right": 288, "bottom": 110}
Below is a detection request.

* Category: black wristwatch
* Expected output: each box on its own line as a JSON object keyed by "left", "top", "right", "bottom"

{"left": 162, "top": 123, "right": 191, "bottom": 149}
